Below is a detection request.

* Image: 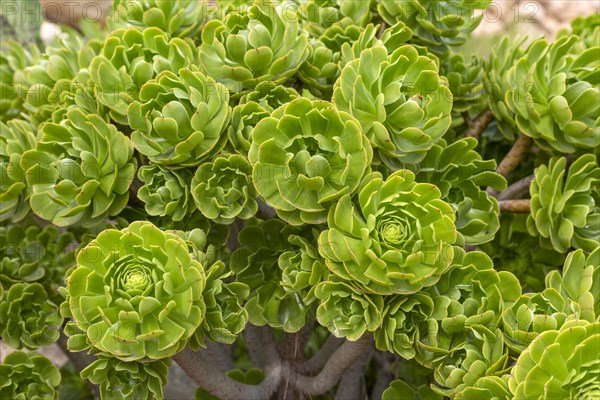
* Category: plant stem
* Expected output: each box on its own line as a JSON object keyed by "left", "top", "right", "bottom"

{"left": 495, "top": 134, "right": 534, "bottom": 179}
{"left": 488, "top": 134, "right": 534, "bottom": 196}
{"left": 499, "top": 199, "right": 531, "bottom": 213}
{"left": 335, "top": 347, "right": 372, "bottom": 400}
{"left": 497, "top": 174, "right": 534, "bottom": 200}
{"left": 464, "top": 109, "right": 494, "bottom": 140}
{"left": 304, "top": 336, "right": 344, "bottom": 374}
{"left": 377, "top": 22, "right": 387, "bottom": 39}
{"left": 244, "top": 324, "right": 278, "bottom": 370}
{"left": 57, "top": 332, "right": 100, "bottom": 399}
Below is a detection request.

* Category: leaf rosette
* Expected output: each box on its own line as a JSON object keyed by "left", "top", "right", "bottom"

{"left": 109, "top": 0, "right": 207, "bottom": 37}
{"left": 137, "top": 164, "right": 196, "bottom": 221}
{"left": 80, "top": 356, "right": 170, "bottom": 400}
{"left": 333, "top": 45, "right": 452, "bottom": 165}
{"left": 0, "top": 351, "right": 61, "bottom": 400}
{"left": 230, "top": 219, "right": 309, "bottom": 332}
{"left": 90, "top": 27, "right": 196, "bottom": 124}
{"left": 65, "top": 221, "right": 206, "bottom": 361}
{"left": 0, "top": 282, "right": 62, "bottom": 350}
{"left": 21, "top": 109, "right": 136, "bottom": 227}
{"left": 318, "top": 169, "right": 457, "bottom": 295}
{"left": 376, "top": 0, "right": 491, "bottom": 52}
{"left": 128, "top": 68, "right": 231, "bottom": 167}
{"left": 509, "top": 320, "right": 600, "bottom": 399}
{"left": 199, "top": 1, "right": 309, "bottom": 92}
{"left": 0, "top": 120, "right": 36, "bottom": 222}
{"left": 527, "top": 154, "right": 599, "bottom": 253}
{"left": 191, "top": 154, "right": 258, "bottom": 225}
{"left": 249, "top": 97, "right": 372, "bottom": 225}
{"left": 314, "top": 278, "right": 384, "bottom": 341}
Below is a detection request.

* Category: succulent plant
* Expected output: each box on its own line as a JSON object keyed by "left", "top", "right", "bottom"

{"left": 80, "top": 356, "right": 170, "bottom": 400}
{"left": 454, "top": 375, "right": 511, "bottom": 400}
{"left": 318, "top": 169, "right": 457, "bottom": 295}
{"left": 545, "top": 248, "right": 600, "bottom": 322}
{"left": 0, "top": 40, "right": 43, "bottom": 122}
{"left": 382, "top": 379, "right": 442, "bottom": 400}
{"left": 440, "top": 52, "right": 486, "bottom": 113}
{"left": 137, "top": 164, "right": 196, "bottom": 221}
{"left": 0, "top": 224, "right": 76, "bottom": 303}
{"left": 229, "top": 82, "right": 299, "bottom": 155}
{"left": 128, "top": 68, "right": 230, "bottom": 167}
{"left": 90, "top": 27, "right": 196, "bottom": 124}
{"left": 199, "top": 1, "right": 309, "bottom": 92}
{"left": 21, "top": 108, "right": 136, "bottom": 227}
{"left": 191, "top": 155, "right": 257, "bottom": 224}
{"left": 558, "top": 13, "right": 600, "bottom": 50}
{"left": 374, "top": 292, "right": 434, "bottom": 359}
{"left": 376, "top": 0, "right": 492, "bottom": 51}
{"left": 527, "top": 154, "right": 599, "bottom": 253}
{"left": 109, "top": 0, "right": 207, "bottom": 37}
{"left": 481, "top": 214, "right": 565, "bottom": 292}
{"left": 296, "top": 0, "right": 372, "bottom": 38}
{"left": 406, "top": 138, "right": 507, "bottom": 245}
{"left": 432, "top": 327, "right": 511, "bottom": 398}
{"left": 230, "top": 219, "right": 309, "bottom": 332}
{"left": 333, "top": 45, "right": 452, "bottom": 165}
{"left": 509, "top": 319, "right": 600, "bottom": 399}
{"left": 0, "top": 119, "right": 36, "bottom": 222}
{"left": 0, "top": 351, "right": 61, "bottom": 400}
{"left": 489, "top": 35, "right": 600, "bottom": 152}
{"left": 191, "top": 261, "right": 249, "bottom": 347}
{"left": 0, "top": 282, "right": 62, "bottom": 349}
{"left": 65, "top": 221, "right": 206, "bottom": 361}
{"left": 416, "top": 249, "right": 521, "bottom": 369}
{"left": 278, "top": 228, "right": 329, "bottom": 307}
{"left": 314, "top": 278, "right": 384, "bottom": 340}
{"left": 249, "top": 97, "right": 372, "bottom": 225}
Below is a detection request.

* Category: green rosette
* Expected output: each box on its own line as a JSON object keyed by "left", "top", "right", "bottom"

{"left": 509, "top": 320, "right": 600, "bottom": 399}
{"left": 137, "top": 164, "right": 196, "bottom": 221}
{"left": 314, "top": 278, "right": 384, "bottom": 341}
{"left": 333, "top": 45, "right": 452, "bottom": 165}
{"left": 318, "top": 170, "right": 457, "bottom": 295}
{"left": 0, "top": 119, "right": 36, "bottom": 222}
{"left": 0, "top": 282, "right": 62, "bottom": 349}
{"left": 374, "top": 292, "right": 434, "bottom": 359}
{"left": 527, "top": 154, "right": 599, "bottom": 253}
{"left": 230, "top": 219, "right": 309, "bottom": 332}
{"left": 191, "top": 155, "right": 258, "bottom": 225}
{"left": 128, "top": 67, "right": 231, "bottom": 167}
{"left": 21, "top": 108, "right": 136, "bottom": 227}
{"left": 249, "top": 97, "right": 372, "bottom": 225}
{"left": 0, "top": 351, "right": 61, "bottom": 400}
{"left": 376, "top": 0, "right": 492, "bottom": 51}
{"left": 109, "top": 0, "right": 206, "bottom": 37}
{"left": 0, "top": 224, "right": 76, "bottom": 298}
{"left": 90, "top": 27, "right": 196, "bottom": 124}
{"left": 80, "top": 356, "right": 170, "bottom": 400}
{"left": 488, "top": 35, "right": 600, "bottom": 151}
{"left": 65, "top": 221, "right": 206, "bottom": 361}
{"left": 199, "top": 1, "right": 309, "bottom": 92}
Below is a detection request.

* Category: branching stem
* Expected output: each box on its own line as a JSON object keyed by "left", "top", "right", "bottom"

{"left": 499, "top": 199, "right": 531, "bottom": 213}
{"left": 464, "top": 109, "right": 494, "bottom": 140}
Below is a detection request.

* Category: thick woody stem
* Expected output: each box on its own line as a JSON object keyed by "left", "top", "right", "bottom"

{"left": 57, "top": 332, "right": 100, "bottom": 399}
{"left": 245, "top": 324, "right": 278, "bottom": 370}
{"left": 497, "top": 174, "right": 534, "bottom": 201}
{"left": 173, "top": 345, "right": 282, "bottom": 400}
{"left": 464, "top": 109, "right": 494, "bottom": 140}
{"left": 304, "top": 336, "right": 344, "bottom": 374}
{"left": 499, "top": 199, "right": 531, "bottom": 213}
{"left": 293, "top": 335, "right": 374, "bottom": 396}
{"left": 488, "top": 134, "right": 534, "bottom": 197}
{"left": 335, "top": 346, "right": 372, "bottom": 400}
{"left": 495, "top": 134, "right": 534, "bottom": 179}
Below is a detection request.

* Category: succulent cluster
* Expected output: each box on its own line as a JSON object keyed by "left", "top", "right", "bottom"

{"left": 0, "top": 1, "right": 598, "bottom": 399}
